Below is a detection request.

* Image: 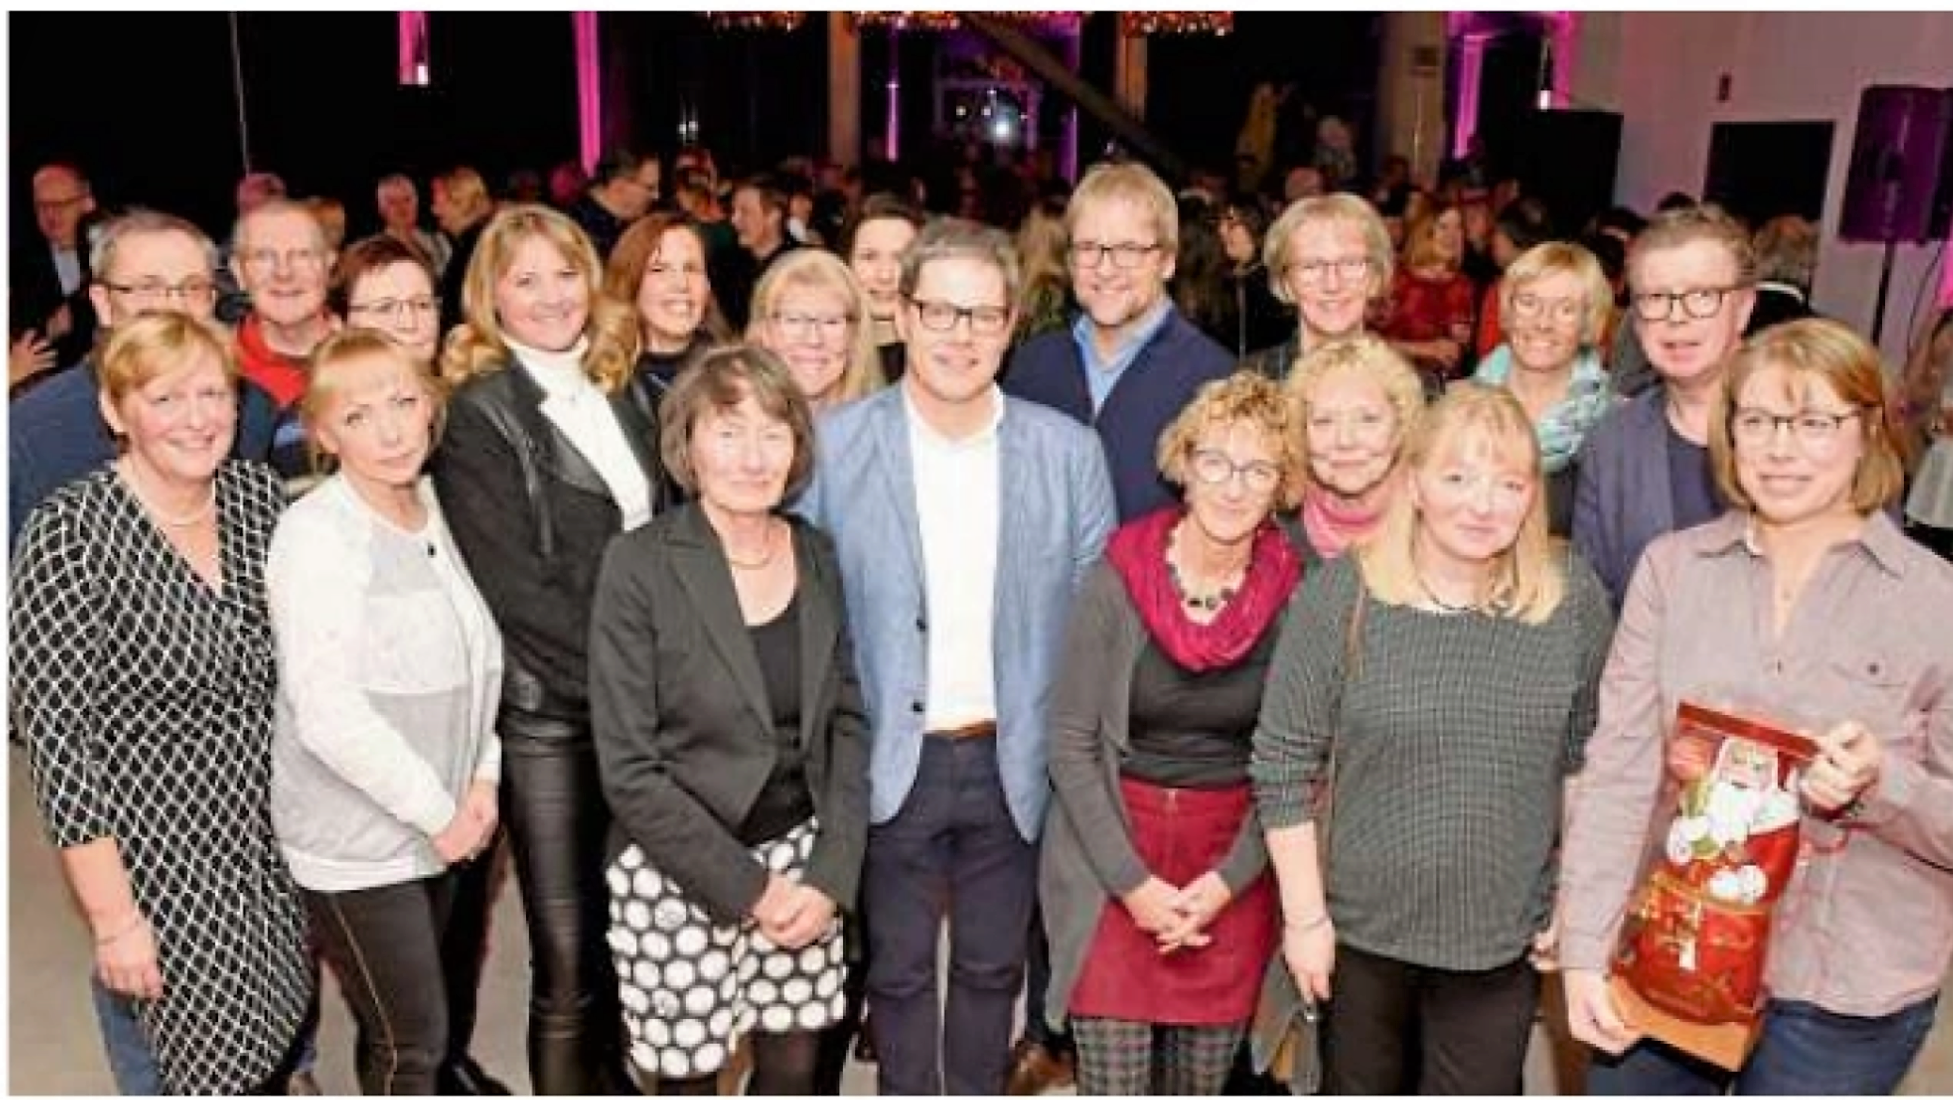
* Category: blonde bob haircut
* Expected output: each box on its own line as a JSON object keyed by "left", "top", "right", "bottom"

{"left": 1068, "top": 160, "right": 1181, "bottom": 257}
{"left": 1156, "top": 371, "right": 1307, "bottom": 511}
{"left": 301, "top": 328, "right": 448, "bottom": 474}
{"left": 1357, "top": 382, "right": 1564, "bottom": 624}
{"left": 1262, "top": 193, "right": 1395, "bottom": 306}
{"left": 439, "top": 204, "right": 639, "bottom": 393}
{"left": 658, "top": 344, "right": 816, "bottom": 501}
{"left": 745, "top": 248, "right": 885, "bottom": 406}
{"left": 97, "top": 311, "right": 237, "bottom": 410}
{"left": 1283, "top": 335, "right": 1427, "bottom": 491}
{"left": 1501, "top": 241, "right": 1615, "bottom": 347}
{"left": 1710, "top": 317, "right": 1908, "bottom": 515}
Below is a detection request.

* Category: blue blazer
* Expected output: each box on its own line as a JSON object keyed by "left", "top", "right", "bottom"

{"left": 1003, "top": 308, "right": 1235, "bottom": 522}
{"left": 797, "top": 387, "right": 1116, "bottom": 841}
{"left": 1572, "top": 387, "right": 1677, "bottom": 610}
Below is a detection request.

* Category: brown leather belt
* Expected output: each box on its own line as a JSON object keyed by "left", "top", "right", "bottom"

{"left": 928, "top": 720, "right": 997, "bottom": 740}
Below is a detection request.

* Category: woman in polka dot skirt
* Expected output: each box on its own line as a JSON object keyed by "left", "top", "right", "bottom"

{"left": 589, "top": 346, "right": 869, "bottom": 1094}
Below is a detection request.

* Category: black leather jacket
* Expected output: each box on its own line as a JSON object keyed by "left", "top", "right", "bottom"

{"left": 434, "top": 360, "right": 675, "bottom": 730}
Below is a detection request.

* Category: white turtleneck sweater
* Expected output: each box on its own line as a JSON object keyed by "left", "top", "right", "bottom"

{"left": 508, "top": 336, "right": 653, "bottom": 531}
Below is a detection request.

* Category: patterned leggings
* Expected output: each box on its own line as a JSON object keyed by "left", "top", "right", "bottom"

{"left": 1071, "top": 1016, "right": 1247, "bottom": 1096}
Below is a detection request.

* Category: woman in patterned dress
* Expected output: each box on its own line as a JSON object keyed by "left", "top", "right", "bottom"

{"left": 10, "top": 312, "right": 313, "bottom": 1094}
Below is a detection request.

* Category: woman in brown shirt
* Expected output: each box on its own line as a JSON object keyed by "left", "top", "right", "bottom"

{"left": 1560, "top": 318, "right": 1953, "bottom": 1093}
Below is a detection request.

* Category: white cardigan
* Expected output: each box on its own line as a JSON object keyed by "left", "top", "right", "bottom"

{"left": 268, "top": 474, "right": 503, "bottom": 892}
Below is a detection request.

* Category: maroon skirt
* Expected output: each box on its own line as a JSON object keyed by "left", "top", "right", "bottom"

{"left": 1068, "top": 776, "right": 1278, "bottom": 1025}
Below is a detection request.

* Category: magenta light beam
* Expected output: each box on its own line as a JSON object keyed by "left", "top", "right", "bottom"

{"left": 575, "top": 12, "right": 602, "bottom": 174}
{"left": 398, "top": 11, "right": 429, "bottom": 86}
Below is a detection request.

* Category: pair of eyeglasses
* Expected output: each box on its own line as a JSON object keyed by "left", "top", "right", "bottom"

{"left": 101, "top": 279, "right": 217, "bottom": 304}
{"left": 907, "top": 298, "right": 1011, "bottom": 337}
{"left": 1188, "top": 449, "right": 1281, "bottom": 494}
{"left": 1509, "top": 293, "right": 1584, "bottom": 325}
{"left": 1632, "top": 286, "right": 1746, "bottom": 322}
{"left": 350, "top": 297, "right": 440, "bottom": 320}
{"left": 1286, "top": 257, "right": 1371, "bottom": 286}
{"left": 769, "top": 311, "right": 852, "bottom": 339}
{"left": 1729, "top": 408, "right": 1862, "bottom": 447}
{"left": 1069, "top": 241, "right": 1160, "bottom": 271}
{"left": 240, "top": 247, "right": 327, "bottom": 274}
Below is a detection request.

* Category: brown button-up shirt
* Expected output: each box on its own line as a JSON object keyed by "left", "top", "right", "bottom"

{"left": 1560, "top": 511, "right": 1953, "bottom": 1017}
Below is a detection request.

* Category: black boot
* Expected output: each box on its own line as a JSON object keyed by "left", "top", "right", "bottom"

{"left": 436, "top": 1055, "right": 513, "bottom": 1096}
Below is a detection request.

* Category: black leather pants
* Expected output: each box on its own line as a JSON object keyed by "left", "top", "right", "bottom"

{"left": 500, "top": 718, "right": 634, "bottom": 1095}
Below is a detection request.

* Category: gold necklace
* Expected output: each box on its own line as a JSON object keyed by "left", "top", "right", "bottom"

{"left": 121, "top": 462, "right": 216, "bottom": 529}
{"left": 725, "top": 522, "right": 780, "bottom": 571}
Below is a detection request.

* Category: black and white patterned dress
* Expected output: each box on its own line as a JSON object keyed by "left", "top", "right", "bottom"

{"left": 10, "top": 461, "right": 314, "bottom": 1094}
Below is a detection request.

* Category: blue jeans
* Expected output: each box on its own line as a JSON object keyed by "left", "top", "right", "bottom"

{"left": 90, "top": 974, "right": 320, "bottom": 1095}
{"left": 90, "top": 976, "right": 161, "bottom": 1095}
{"left": 1589, "top": 995, "right": 1940, "bottom": 1095}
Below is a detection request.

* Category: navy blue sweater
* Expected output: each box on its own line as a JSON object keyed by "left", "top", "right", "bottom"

{"left": 1003, "top": 309, "right": 1235, "bottom": 522}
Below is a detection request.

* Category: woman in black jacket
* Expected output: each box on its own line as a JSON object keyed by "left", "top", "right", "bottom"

{"left": 433, "top": 204, "right": 669, "bottom": 1094}
{"left": 590, "top": 345, "right": 869, "bottom": 1094}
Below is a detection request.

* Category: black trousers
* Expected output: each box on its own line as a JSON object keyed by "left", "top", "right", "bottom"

{"left": 1323, "top": 944, "right": 1539, "bottom": 1095}
{"left": 501, "top": 725, "right": 630, "bottom": 1095}
{"left": 305, "top": 874, "right": 459, "bottom": 1096}
{"left": 440, "top": 830, "right": 504, "bottom": 1072}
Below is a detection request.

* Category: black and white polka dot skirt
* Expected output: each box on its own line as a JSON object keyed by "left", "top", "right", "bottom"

{"left": 605, "top": 817, "right": 847, "bottom": 1079}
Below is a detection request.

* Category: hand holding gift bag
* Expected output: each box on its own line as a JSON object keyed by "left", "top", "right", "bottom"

{"left": 1607, "top": 701, "right": 1816, "bottom": 1070}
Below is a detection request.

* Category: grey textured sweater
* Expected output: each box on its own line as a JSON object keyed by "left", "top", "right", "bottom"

{"left": 1250, "top": 552, "right": 1614, "bottom": 971}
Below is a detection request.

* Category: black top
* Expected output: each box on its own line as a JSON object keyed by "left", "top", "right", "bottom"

{"left": 588, "top": 504, "right": 869, "bottom": 923}
{"left": 1664, "top": 419, "right": 1721, "bottom": 532}
{"left": 434, "top": 362, "right": 668, "bottom": 724}
{"left": 740, "top": 593, "right": 813, "bottom": 844}
{"left": 1123, "top": 630, "right": 1277, "bottom": 789}
{"left": 877, "top": 340, "right": 907, "bottom": 385}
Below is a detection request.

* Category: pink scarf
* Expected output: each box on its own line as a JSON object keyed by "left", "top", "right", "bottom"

{"left": 1300, "top": 487, "right": 1388, "bottom": 560}
{"left": 1105, "top": 507, "right": 1302, "bottom": 672}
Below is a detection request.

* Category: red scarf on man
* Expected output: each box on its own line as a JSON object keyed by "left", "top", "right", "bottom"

{"left": 1105, "top": 506, "right": 1302, "bottom": 672}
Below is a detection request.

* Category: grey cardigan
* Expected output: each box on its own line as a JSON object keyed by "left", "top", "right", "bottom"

{"left": 1038, "top": 560, "right": 1276, "bottom": 1030}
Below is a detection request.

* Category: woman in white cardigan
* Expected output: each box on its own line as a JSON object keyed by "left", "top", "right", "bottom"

{"left": 268, "top": 329, "right": 503, "bottom": 1095}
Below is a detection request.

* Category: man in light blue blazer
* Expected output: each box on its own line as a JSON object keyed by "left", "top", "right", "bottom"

{"left": 799, "top": 218, "right": 1116, "bottom": 1095}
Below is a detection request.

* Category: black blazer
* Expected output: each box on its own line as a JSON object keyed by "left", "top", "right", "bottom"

{"left": 8, "top": 238, "right": 97, "bottom": 368}
{"left": 433, "top": 358, "right": 670, "bottom": 724}
{"left": 588, "top": 504, "right": 869, "bottom": 925}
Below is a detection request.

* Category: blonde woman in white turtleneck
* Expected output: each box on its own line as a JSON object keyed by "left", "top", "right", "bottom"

{"left": 433, "top": 204, "right": 666, "bottom": 1095}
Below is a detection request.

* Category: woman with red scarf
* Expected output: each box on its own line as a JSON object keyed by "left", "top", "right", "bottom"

{"left": 1038, "top": 373, "right": 1305, "bottom": 1094}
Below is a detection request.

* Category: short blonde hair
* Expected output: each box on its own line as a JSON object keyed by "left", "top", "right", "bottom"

{"left": 1501, "top": 241, "right": 1614, "bottom": 347}
{"left": 1357, "top": 383, "right": 1564, "bottom": 624}
{"left": 1284, "top": 335, "right": 1426, "bottom": 491}
{"left": 439, "top": 204, "right": 639, "bottom": 393}
{"left": 1262, "top": 193, "right": 1394, "bottom": 306}
{"left": 1711, "top": 318, "right": 1908, "bottom": 514}
{"left": 1156, "top": 372, "right": 1306, "bottom": 510}
{"left": 301, "top": 328, "right": 447, "bottom": 474}
{"left": 745, "top": 249, "right": 884, "bottom": 405}
{"left": 658, "top": 344, "right": 816, "bottom": 500}
{"left": 97, "top": 311, "right": 237, "bottom": 409}
{"left": 1068, "top": 161, "right": 1180, "bottom": 256}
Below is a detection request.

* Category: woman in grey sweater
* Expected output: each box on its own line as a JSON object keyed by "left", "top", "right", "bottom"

{"left": 269, "top": 330, "right": 503, "bottom": 1095}
{"left": 1041, "top": 373, "right": 1305, "bottom": 1094}
{"left": 1251, "top": 383, "right": 1615, "bottom": 1094}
